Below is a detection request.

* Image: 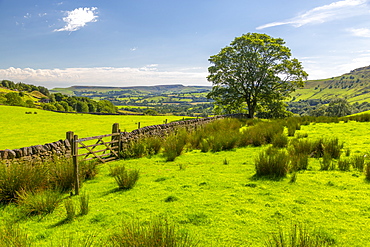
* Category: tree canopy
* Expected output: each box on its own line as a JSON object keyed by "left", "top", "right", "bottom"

{"left": 207, "top": 33, "right": 308, "bottom": 118}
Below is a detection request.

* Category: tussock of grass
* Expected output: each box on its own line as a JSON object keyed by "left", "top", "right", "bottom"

{"left": 112, "top": 165, "right": 140, "bottom": 190}
{"left": 17, "top": 190, "right": 63, "bottom": 216}
{"left": 265, "top": 222, "right": 336, "bottom": 247}
{"left": 0, "top": 223, "right": 31, "bottom": 247}
{"left": 109, "top": 217, "right": 199, "bottom": 247}
{"left": 255, "top": 148, "right": 290, "bottom": 178}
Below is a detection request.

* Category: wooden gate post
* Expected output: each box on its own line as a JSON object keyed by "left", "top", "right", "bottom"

{"left": 66, "top": 131, "right": 79, "bottom": 195}
{"left": 111, "top": 123, "right": 121, "bottom": 155}
{"left": 73, "top": 135, "right": 79, "bottom": 195}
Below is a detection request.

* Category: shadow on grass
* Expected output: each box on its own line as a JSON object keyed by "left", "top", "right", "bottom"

{"left": 249, "top": 174, "right": 286, "bottom": 182}
{"left": 100, "top": 187, "right": 130, "bottom": 197}
{"left": 49, "top": 218, "right": 74, "bottom": 228}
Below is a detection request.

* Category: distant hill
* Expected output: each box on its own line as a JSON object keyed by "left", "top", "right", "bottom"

{"left": 292, "top": 65, "right": 370, "bottom": 103}
{"left": 50, "top": 84, "right": 214, "bottom": 116}
{"left": 50, "top": 84, "right": 212, "bottom": 96}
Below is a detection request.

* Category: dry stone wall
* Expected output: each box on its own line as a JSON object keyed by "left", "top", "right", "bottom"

{"left": 0, "top": 114, "right": 247, "bottom": 162}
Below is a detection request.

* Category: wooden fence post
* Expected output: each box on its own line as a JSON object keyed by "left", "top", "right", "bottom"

{"left": 66, "top": 131, "right": 74, "bottom": 154}
{"left": 111, "top": 123, "right": 121, "bottom": 155}
{"left": 138, "top": 122, "right": 141, "bottom": 129}
{"left": 73, "top": 134, "right": 79, "bottom": 195}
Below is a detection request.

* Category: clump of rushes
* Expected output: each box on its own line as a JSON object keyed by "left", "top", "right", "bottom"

{"left": 109, "top": 217, "right": 199, "bottom": 247}
{"left": 112, "top": 166, "right": 140, "bottom": 190}
{"left": 64, "top": 198, "right": 75, "bottom": 222}
{"left": 0, "top": 223, "right": 31, "bottom": 247}
{"left": 265, "top": 222, "right": 336, "bottom": 247}
{"left": 0, "top": 160, "right": 48, "bottom": 203}
{"left": 162, "top": 128, "right": 188, "bottom": 162}
{"left": 352, "top": 154, "right": 365, "bottom": 171}
{"left": 17, "top": 189, "right": 63, "bottom": 216}
{"left": 272, "top": 133, "right": 288, "bottom": 148}
{"left": 337, "top": 158, "right": 351, "bottom": 171}
{"left": 290, "top": 154, "right": 309, "bottom": 172}
{"left": 254, "top": 148, "right": 290, "bottom": 179}
{"left": 365, "top": 162, "right": 370, "bottom": 180}
{"left": 79, "top": 192, "right": 89, "bottom": 216}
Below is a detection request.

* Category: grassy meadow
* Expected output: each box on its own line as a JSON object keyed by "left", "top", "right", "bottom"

{"left": 2, "top": 108, "right": 370, "bottom": 246}
{"left": 0, "top": 105, "right": 185, "bottom": 150}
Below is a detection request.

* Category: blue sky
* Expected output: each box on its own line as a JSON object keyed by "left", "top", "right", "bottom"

{"left": 0, "top": 0, "right": 369, "bottom": 88}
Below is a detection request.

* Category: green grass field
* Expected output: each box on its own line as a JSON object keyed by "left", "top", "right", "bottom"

{"left": 2, "top": 106, "right": 370, "bottom": 246}
{"left": 0, "top": 105, "right": 185, "bottom": 150}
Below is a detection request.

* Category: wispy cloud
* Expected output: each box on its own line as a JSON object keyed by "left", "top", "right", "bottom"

{"left": 0, "top": 66, "right": 209, "bottom": 88}
{"left": 348, "top": 28, "right": 370, "bottom": 37}
{"left": 256, "top": 0, "right": 368, "bottom": 30}
{"left": 54, "top": 7, "right": 98, "bottom": 32}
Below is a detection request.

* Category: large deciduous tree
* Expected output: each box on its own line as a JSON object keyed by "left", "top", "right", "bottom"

{"left": 207, "top": 33, "right": 308, "bottom": 118}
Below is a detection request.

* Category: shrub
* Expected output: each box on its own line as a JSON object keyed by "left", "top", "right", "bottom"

{"left": 272, "top": 133, "right": 288, "bottom": 148}
{"left": 265, "top": 223, "right": 336, "bottom": 247}
{"left": 109, "top": 217, "right": 199, "bottom": 247}
{"left": 0, "top": 160, "right": 49, "bottom": 203}
{"left": 254, "top": 148, "right": 290, "bottom": 178}
{"left": 113, "top": 166, "right": 140, "bottom": 190}
{"left": 17, "top": 190, "right": 63, "bottom": 216}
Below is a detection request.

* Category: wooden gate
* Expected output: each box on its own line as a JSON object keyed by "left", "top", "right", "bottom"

{"left": 66, "top": 123, "right": 121, "bottom": 195}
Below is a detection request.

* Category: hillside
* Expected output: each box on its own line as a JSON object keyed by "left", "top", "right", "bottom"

{"left": 292, "top": 65, "right": 370, "bottom": 103}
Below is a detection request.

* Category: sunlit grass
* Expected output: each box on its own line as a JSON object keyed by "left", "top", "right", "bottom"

{"left": 0, "top": 105, "right": 184, "bottom": 149}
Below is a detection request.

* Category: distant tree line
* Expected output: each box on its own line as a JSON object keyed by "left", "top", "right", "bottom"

{"left": 43, "top": 93, "right": 117, "bottom": 113}
{"left": 0, "top": 80, "right": 117, "bottom": 114}
{"left": 1, "top": 80, "right": 50, "bottom": 97}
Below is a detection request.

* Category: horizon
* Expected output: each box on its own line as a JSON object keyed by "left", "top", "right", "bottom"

{"left": 1, "top": 0, "right": 370, "bottom": 88}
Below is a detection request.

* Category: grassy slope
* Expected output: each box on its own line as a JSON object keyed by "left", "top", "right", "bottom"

{"left": 2, "top": 121, "right": 370, "bottom": 246}
{"left": 0, "top": 105, "right": 185, "bottom": 150}
{"left": 292, "top": 65, "right": 370, "bottom": 103}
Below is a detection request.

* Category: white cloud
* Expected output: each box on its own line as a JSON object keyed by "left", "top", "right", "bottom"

{"left": 54, "top": 7, "right": 98, "bottom": 32}
{"left": 348, "top": 28, "right": 370, "bottom": 37}
{"left": 256, "top": 0, "right": 368, "bottom": 29}
{"left": 300, "top": 50, "right": 370, "bottom": 80}
{"left": 0, "top": 66, "right": 210, "bottom": 88}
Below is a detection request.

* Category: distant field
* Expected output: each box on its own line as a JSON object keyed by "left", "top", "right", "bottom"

{"left": 0, "top": 105, "right": 186, "bottom": 150}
